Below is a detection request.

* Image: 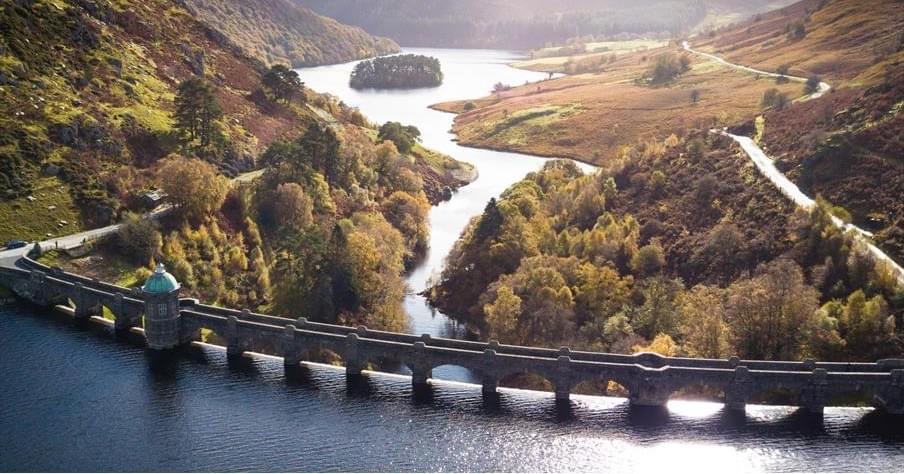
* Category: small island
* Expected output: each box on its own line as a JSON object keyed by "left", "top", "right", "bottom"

{"left": 350, "top": 54, "right": 443, "bottom": 89}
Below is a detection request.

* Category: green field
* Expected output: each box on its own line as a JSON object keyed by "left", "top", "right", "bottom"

{"left": 0, "top": 177, "right": 83, "bottom": 244}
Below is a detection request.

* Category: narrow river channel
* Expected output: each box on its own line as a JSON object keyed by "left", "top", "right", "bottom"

{"left": 1, "top": 48, "right": 903, "bottom": 472}
{"left": 300, "top": 48, "right": 594, "bottom": 384}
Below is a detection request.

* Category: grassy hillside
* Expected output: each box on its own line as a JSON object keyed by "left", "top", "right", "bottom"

{"left": 513, "top": 39, "right": 669, "bottom": 73}
{"left": 295, "top": 0, "right": 793, "bottom": 50}
{"left": 433, "top": 42, "right": 801, "bottom": 164}
{"left": 1, "top": 0, "right": 473, "bottom": 334}
{"left": 0, "top": 0, "right": 467, "bottom": 243}
{"left": 1, "top": 0, "right": 275, "bottom": 241}
{"left": 181, "top": 0, "right": 399, "bottom": 67}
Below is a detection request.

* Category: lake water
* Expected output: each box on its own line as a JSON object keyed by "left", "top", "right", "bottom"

{"left": 2, "top": 48, "right": 903, "bottom": 472}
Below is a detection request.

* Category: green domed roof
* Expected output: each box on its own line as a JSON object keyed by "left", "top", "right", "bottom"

{"left": 143, "top": 263, "right": 180, "bottom": 294}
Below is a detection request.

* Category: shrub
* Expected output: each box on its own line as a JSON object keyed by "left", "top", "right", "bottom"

{"left": 775, "top": 64, "right": 791, "bottom": 84}
{"left": 805, "top": 74, "right": 822, "bottom": 94}
{"left": 761, "top": 88, "right": 789, "bottom": 110}
{"left": 493, "top": 82, "right": 511, "bottom": 98}
{"left": 694, "top": 175, "right": 718, "bottom": 204}
{"left": 117, "top": 213, "right": 162, "bottom": 265}
{"left": 645, "top": 52, "right": 691, "bottom": 85}
{"left": 640, "top": 219, "right": 665, "bottom": 243}
{"left": 168, "top": 256, "right": 195, "bottom": 287}
{"left": 649, "top": 170, "right": 667, "bottom": 194}
{"left": 786, "top": 21, "right": 806, "bottom": 40}
{"left": 631, "top": 244, "right": 666, "bottom": 277}
{"left": 463, "top": 102, "right": 477, "bottom": 111}
{"left": 687, "top": 138, "right": 706, "bottom": 161}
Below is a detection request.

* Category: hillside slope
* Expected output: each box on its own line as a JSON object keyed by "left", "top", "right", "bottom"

{"left": 1, "top": 0, "right": 474, "bottom": 333}
{"left": 432, "top": 42, "right": 801, "bottom": 164}
{"left": 697, "top": 0, "right": 904, "bottom": 263}
{"left": 181, "top": 0, "right": 399, "bottom": 67}
{"left": 692, "top": 0, "right": 904, "bottom": 85}
{"left": 295, "top": 0, "right": 793, "bottom": 49}
{"left": 426, "top": 0, "right": 903, "bottom": 362}
{"left": 434, "top": 0, "right": 904, "bottom": 265}
{"left": 0, "top": 0, "right": 466, "bottom": 243}
{"left": 429, "top": 137, "right": 903, "bottom": 361}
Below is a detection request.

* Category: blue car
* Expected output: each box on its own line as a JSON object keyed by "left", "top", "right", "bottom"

{"left": 5, "top": 240, "right": 28, "bottom": 250}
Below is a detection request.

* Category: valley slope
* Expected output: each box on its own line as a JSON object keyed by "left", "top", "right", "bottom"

{"left": 181, "top": 0, "right": 399, "bottom": 67}
{"left": 0, "top": 0, "right": 473, "bottom": 334}
{"left": 428, "top": 0, "right": 904, "bottom": 367}
{"left": 294, "top": 0, "right": 795, "bottom": 50}
{"left": 433, "top": 0, "right": 904, "bottom": 265}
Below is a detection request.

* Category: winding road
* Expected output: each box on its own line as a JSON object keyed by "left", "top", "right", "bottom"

{"left": 682, "top": 41, "right": 831, "bottom": 99}
{"left": 682, "top": 41, "right": 904, "bottom": 286}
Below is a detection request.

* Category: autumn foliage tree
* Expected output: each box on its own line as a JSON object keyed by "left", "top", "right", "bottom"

{"left": 158, "top": 155, "right": 230, "bottom": 222}
{"left": 377, "top": 122, "right": 421, "bottom": 154}
{"left": 723, "top": 259, "right": 820, "bottom": 360}
{"left": 381, "top": 190, "right": 431, "bottom": 261}
{"left": 274, "top": 182, "right": 314, "bottom": 230}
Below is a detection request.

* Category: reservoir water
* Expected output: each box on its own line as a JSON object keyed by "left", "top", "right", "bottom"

{"left": 2, "top": 49, "right": 903, "bottom": 472}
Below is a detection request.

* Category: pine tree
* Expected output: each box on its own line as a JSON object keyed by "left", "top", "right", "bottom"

{"left": 262, "top": 65, "right": 305, "bottom": 103}
{"left": 174, "top": 78, "right": 222, "bottom": 146}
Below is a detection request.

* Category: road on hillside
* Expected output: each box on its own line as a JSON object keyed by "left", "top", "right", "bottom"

{"left": 681, "top": 42, "right": 903, "bottom": 285}
{"left": 681, "top": 41, "right": 831, "bottom": 99}
{"left": 0, "top": 168, "right": 266, "bottom": 267}
{"left": 0, "top": 205, "right": 173, "bottom": 267}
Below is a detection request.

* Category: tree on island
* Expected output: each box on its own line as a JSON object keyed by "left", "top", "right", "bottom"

{"left": 350, "top": 54, "right": 443, "bottom": 89}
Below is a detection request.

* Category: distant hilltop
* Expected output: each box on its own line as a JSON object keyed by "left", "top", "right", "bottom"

{"left": 294, "top": 0, "right": 796, "bottom": 49}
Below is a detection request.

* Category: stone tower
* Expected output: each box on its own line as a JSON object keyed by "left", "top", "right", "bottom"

{"left": 142, "top": 263, "right": 181, "bottom": 350}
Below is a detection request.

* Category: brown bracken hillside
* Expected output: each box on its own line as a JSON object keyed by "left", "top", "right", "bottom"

{"left": 693, "top": 0, "right": 904, "bottom": 85}
{"left": 433, "top": 0, "right": 904, "bottom": 264}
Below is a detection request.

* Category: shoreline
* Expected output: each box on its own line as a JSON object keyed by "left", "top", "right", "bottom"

{"left": 426, "top": 103, "right": 603, "bottom": 170}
